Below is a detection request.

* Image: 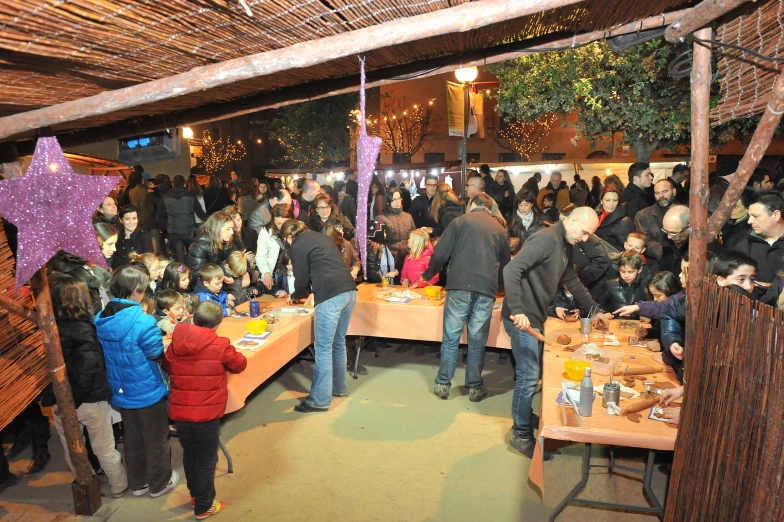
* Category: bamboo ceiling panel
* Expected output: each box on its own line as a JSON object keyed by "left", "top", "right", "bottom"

{"left": 0, "top": 0, "right": 690, "bottom": 140}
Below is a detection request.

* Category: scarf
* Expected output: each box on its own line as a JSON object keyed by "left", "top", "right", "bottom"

{"left": 517, "top": 210, "right": 534, "bottom": 229}
{"left": 599, "top": 209, "right": 611, "bottom": 225}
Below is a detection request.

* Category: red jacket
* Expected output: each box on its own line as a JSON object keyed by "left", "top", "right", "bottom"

{"left": 163, "top": 323, "right": 247, "bottom": 422}
{"left": 400, "top": 245, "right": 440, "bottom": 286}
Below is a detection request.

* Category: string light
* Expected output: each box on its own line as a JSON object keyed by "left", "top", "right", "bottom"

{"left": 499, "top": 113, "right": 558, "bottom": 161}
{"left": 351, "top": 96, "right": 438, "bottom": 159}
{"left": 200, "top": 130, "right": 247, "bottom": 175}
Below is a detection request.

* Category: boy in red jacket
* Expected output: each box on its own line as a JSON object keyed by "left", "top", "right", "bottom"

{"left": 163, "top": 301, "right": 247, "bottom": 520}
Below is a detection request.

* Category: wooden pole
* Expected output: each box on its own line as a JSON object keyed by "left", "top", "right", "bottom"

{"left": 29, "top": 269, "right": 101, "bottom": 516}
{"left": 664, "top": 0, "right": 751, "bottom": 42}
{"left": 706, "top": 70, "right": 784, "bottom": 237}
{"left": 11, "top": 8, "right": 687, "bottom": 154}
{"left": 686, "top": 29, "right": 713, "bottom": 359}
{"left": 0, "top": 293, "right": 39, "bottom": 324}
{"left": 0, "top": 0, "right": 586, "bottom": 141}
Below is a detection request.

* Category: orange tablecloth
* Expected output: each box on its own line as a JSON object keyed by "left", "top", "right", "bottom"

{"left": 528, "top": 319, "right": 679, "bottom": 492}
{"left": 217, "top": 297, "right": 314, "bottom": 414}
{"left": 346, "top": 283, "right": 511, "bottom": 348}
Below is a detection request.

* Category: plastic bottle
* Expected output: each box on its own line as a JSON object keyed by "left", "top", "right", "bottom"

{"left": 579, "top": 368, "right": 594, "bottom": 417}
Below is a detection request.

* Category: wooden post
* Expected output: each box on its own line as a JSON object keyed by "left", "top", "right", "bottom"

{"left": 687, "top": 29, "right": 713, "bottom": 355}
{"left": 0, "top": 0, "right": 586, "bottom": 141}
{"left": 29, "top": 269, "right": 101, "bottom": 516}
{"left": 665, "top": 0, "right": 751, "bottom": 42}
{"left": 706, "top": 70, "right": 784, "bottom": 237}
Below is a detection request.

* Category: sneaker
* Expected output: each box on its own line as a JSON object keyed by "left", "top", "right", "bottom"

{"left": 433, "top": 383, "right": 450, "bottom": 400}
{"left": 132, "top": 485, "right": 149, "bottom": 496}
{"left": 469, "top": 386, "right": 488, "bottom": 402}
{"left": 509, "top": 433, "right": 553, "bottom": 461}
{"left": 25, "top": 453, "right": 51, "bottom": 475}
{"left": 149, "top": 471, "right": 179, "bottom": 498}
{"left": 195, "top": 500, "right": 226, "bottom": 520}
{"left": 294, "top": 402, "right": 328, "bottom": 413}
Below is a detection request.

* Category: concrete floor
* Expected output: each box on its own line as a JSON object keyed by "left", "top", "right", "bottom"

{"left": 0, "top": 342, "right": 669, "bottom": 522}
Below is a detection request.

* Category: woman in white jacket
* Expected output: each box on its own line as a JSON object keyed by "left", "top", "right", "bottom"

{"left": 256, "top": 203, "right": 295, "bottom": 292}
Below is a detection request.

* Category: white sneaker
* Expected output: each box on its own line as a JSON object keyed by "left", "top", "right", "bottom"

{"left": 149, "top": 471, "right": 179, "bottom": 498}
{"left": 132, "top": 485, "right": 149, "bottom": 496}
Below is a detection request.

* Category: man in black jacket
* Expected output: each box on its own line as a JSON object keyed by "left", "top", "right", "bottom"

{"left": 669, "top": 164, "right": 689, "bottom": 205}
{"left": 157, "top": 175, "right": 197, "bottom": 263}
{"left": 502, "top": 207, "right": 609, "bottom": 459}
{"left": 296, "top": 179, "right": 320, "bottom": 222}
{"left": 620, "top": 162, "right": 654, "bottom": 222}
{"left": 283, "top": 220, "right": 357, "bottom": 413}
{"left": 634, "top": 178, "right": 678, "bottom": 262}
{"left": 733, "top": 191, "right": 784, "bottom": 297}
{"left": 522, "top": 172, "right": 541, "bottom": 199}
{"left": 421, "top": 194, "right": 510, "bottom": 403}
{"left": 410, "top": 174, "right": 439, "bottom": 228}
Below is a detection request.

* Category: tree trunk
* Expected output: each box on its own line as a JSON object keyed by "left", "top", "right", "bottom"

{"left": 631, "top": 137, "right": 659, "bottom": 163}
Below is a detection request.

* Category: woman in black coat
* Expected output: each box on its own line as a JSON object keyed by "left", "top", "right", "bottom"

{"left": 377, "top": 188, "right": 416, "bottom": 274}
{"left": 111, "top": 205, "right": 149, "bottom": 268}
{"left": 186, "top": 211, "right": 235, "bottom": 274}
{"left": 202, "top": 175, "right": 229, "bottom": 216}
{"left": 429, "top": 183, "right": 464, "bottom": 237}
{"left": 507, "top": 189, "right": 548, "bottom": 245}
{"left": 307, "top": 193, "right": 355, "bottom": 241}
{"left": 595, "top": 184, "right": 634, "bottom": 251}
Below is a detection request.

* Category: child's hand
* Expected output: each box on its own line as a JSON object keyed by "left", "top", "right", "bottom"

{"left": 670, "top": 343, "right": 684, "bottom": 360}
{"left": 660, "top": 387, "right": 683, "bottom": 406}
{"left": 305, "top": 294, "right": 315, "bottom": 307}
{"left": 384, "top": 270, "right": 398, "bottom": 278}
{"left": 614, "top": 304, "right": 639, "bottom": 316}
{"left": 226, "top": 294, "right": 236, "bottom": 306}
{"left": 243, "top": 250, "right": 256, "bottom": 265}
{"left": 637, "top": 326, "right": 648, "bottom": 338}
{"left": 249, "top": 288, "right": 259, "bottom": 297}
{"left": 660, "top": 407, "right": 681, "bottom": 425}
{"left": 351, "top": 267, "right": 360, "bottom": 279}
{"left": 555, "top": 307, "right": 577, "bottom": 321}
{"left": 277, "top": 290, "right": 288, "bottom": 298}
{"left": 241, "top": 273, "right": 250, "bottom": 288}
{"left": 224, "top": 276, "right": 235, "bottom": 285}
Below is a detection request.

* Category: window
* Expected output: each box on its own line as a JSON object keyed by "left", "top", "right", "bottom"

{"left": 542, "top": 152, "right": 566, "bottom": 160}
{"left": 467, "top": 152, "right": 481, "bottom": 163}
{"left": 498, "top": 152, "right": 521, "bottom": 162}
{"left": 392, "top": 153, "right": 411, "bottom": 164}
{"left": 424, "top": 152, "right": 445, "bottom": 163}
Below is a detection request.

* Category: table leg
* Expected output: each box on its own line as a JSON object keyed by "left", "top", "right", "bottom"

{"left": 548, "top": 445, "right": 664, "bottom": 521}
{"left": 352, "top": 336, "right": 364, "bottom": 380}
{"left": 218, "top": 437, "right": 233, "bottom": 474}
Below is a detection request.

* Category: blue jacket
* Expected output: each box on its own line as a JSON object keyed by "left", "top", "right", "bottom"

{"left": 660, "top": 292, "right": 686, "bottom": 383}
{"left": 94, "top": 299, "right": 169, "bottom": 409}
{"left": 193, "top": 281, "right": 230, "bottom": 316}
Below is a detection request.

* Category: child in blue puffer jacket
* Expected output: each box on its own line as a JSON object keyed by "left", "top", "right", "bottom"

{"left": 94, "top": 265, "right": 179, "bottom": 498}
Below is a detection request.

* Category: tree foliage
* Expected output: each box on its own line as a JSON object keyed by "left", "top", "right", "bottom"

{"left": 489, "top": 39, "right": 691, "bottom": 161}
{"left": 267, "top": 94, "right": 356, "bottom": 168}
{"left": 200, "top": 130, "right": 246, "bottom": 175}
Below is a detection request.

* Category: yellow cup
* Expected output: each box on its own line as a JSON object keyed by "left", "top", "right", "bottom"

{"left": 247, "top": 319, "right": 268, "bottom": 335}
{"left": 564, "top": 360, "right": 591, "bottom": 381}
{"left": 424, "top": 285, "right": 443, "bottom": 298}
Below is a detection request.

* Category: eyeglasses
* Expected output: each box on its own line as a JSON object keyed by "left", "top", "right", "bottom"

{"left": 316, "top": 206, "right": 331, "bottom": 211}
{"left": 661, "top": 225, "right": 689, "bottom": 238}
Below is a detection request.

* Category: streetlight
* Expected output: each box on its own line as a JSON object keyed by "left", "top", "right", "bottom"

{"left": 455, "top": 66, "right": 478, "bottom": 198}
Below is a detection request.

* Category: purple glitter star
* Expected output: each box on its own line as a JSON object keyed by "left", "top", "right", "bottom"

{"left": 0, "top": 137, "right": 121, "bottom": 289}
{"left": 355, "top": 57, "right": 382, "bottom": 278}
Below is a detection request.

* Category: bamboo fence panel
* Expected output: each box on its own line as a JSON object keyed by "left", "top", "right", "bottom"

{"left": 0, "top": 224, "right": 47, "bottom": 433}
{"left": 665, "top": 281, "right": 784, "bottom": 521}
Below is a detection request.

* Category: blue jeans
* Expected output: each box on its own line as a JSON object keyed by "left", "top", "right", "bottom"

{"left": 435, "top": 290, "right": 494, "bottom": 388}
{"left": 503, "top": 318, "right": 544, "bottom": 439}
{"left": 306, "top": 290, "right": 357, "bottom": 408}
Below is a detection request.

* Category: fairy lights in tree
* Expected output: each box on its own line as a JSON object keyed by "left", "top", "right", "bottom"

{"left": 375, "top": 94, "right": 438, "bottom": 158}
{"left": 498, "top": 113, "right": 559, "bottom": 161}
{"left": 200, "top": 130, "right": 246, "bottom": 175}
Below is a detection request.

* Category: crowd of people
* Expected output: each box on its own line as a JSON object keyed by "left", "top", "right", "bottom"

{"left": 3, "top": 158, "right": 784, "bottom": 516}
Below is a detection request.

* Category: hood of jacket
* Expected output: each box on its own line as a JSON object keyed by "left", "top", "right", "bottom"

{"left": 192, "top": 280, "right": 214, "bottom": 294}
{"left": 94, "top": 299, "right": 143, "bottom": 340}
{"left": 169, "top": 322, "right": 217, "bottom": 357}
{"left": 167, "top": 187, "right": 191, "bottom": 200}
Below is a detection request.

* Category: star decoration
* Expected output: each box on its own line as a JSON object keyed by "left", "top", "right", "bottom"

{"left": 355, "top": 57, "right": 382, "bottom": 278}
{"left": 0, "top": 137, "right": 120, "bottom": 289}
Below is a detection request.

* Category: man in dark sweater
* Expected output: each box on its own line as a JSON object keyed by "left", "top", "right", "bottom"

{"left": 283, "top": 220, "right": 357, "bottom": 413}
{"left": 421, "top": 194, "right": 510, "bottom": 403}
{"left": 620, "top": 162, "right": 654, "bottom": 223}
{"left": 502, "top": 207, "right": 609, "bottom": 459}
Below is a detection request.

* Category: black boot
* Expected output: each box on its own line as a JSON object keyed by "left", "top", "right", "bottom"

{"left": 5, "top": 428, "right": 30, "bottom": 459}
{"left": 25, "top": 452, "right": 51, "bottom": 475}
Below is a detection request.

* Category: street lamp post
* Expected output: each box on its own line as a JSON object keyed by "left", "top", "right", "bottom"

{"left": 455, "top": 66, "right": 478, "bottom": 199}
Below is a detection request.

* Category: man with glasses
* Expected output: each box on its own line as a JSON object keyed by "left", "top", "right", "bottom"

{"left": 410, "top": 174, "right": 439, "bottom": 228}
{"left": 659, "top": 205, "right": 691, "bottom": 278}
{"left": 634, "top": 178, "right": 679, "bottom": 263}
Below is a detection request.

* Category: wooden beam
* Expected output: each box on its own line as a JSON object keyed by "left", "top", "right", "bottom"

{"left": 29, "top": 270, "right": 101, "bottom": 515}
{"left": 0, "top": 292, "right": 39, "bottom": 325}
{"left": 12, "top": 8, "right": 687, "bottom": 154}
{"left": 0, "top": 0, "right": 586, "bottom": 141}
{"left": 707, "top": 70, "right": 784, "bottom": 237}
{"left": 665, "top": 0, "right": 751, "bottom": 42}
{"left": 685, "top": 29, "right": 713, "bottom": 374}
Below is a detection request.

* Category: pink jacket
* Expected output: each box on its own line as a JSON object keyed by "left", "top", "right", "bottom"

{"left": 401, "top": 245, "right": 440, "bottom": 286}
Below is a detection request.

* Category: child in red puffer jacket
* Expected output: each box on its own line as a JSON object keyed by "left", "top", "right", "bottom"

{"left": 163, "top": 301, "right": 247, "bottom": 520}
{"left": 401, "top": 229, "right": 440, "bottom": 288}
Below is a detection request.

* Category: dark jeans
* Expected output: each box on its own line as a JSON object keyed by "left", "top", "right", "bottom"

{"left": 503, "top": 318, "right": 544, "bottom": 439}
{"left": 176, "top": 419, "right": 220, "bottom": 514}
{"left": 435, "top": 290, "right": 494, "bottom": 388}
{"left": 11, "top": 401, "right": 50, "bottom": 459}
{"left": 117, "top": 398, "right": 172, "bottom": 493}
{"left": 0, "top": 451, "right": 9, "bottom": 483}
{"left": 142, "top": 228, "right": 161, "bottom": 254}
{"left": 169, "top": 232, "right": 192, "bottom": 264}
